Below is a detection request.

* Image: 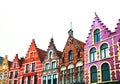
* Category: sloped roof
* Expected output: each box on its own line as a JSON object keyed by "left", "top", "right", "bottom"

{"left": 37, "top": 48, "right": 46, "bottom": 62}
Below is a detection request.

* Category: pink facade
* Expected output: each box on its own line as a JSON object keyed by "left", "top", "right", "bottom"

{"left": 84, "top": 14, "right": 120, "bottom": 84}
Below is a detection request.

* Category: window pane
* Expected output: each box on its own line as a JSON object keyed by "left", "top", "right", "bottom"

{"left": 32, "top": 63, "right": 35, "bottom": 72}
{"left": 91, "top": 66, "right": 97, "bottom": 83}
{"left": 14, "top": 71, "right": 18, "bottom": 78}
{"left": 102, "top": 63, "right": 110, "bottom": 81}
{"left": 94, "top": 29, "right": 100, "bottom": 43}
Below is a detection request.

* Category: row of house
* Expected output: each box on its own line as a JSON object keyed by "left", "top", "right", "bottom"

{"left": 0, "top": 14, "right": 120, "bottom": 84}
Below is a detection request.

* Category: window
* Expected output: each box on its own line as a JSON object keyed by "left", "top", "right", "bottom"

{"left": 3, "top": 72, "right": 7, "bottom": 79}
{"left": 101, "top": 43, "right": 108, "bottom": 59}
{"left": 14, "top": 80, "right": 17, "bottom": 84}
{"left": 53, "top": 74, "right": 57, "bottom": 84}
{"left": 62, "top": 57, "right": 64, "bottom": 63}
{"left": 52, "top": 61, "right": 56, "bottom": 69}
{"left": 49, "top": 50, "right": 53, "bottom": 59}
{"left": 77, "top": 66, "right": 83, "bottom": 82}
{"left": 14, "top": 63, "right": 17, "bottom": 68}
{"left": 69, "top": 50, "right": 73, "bottom": 61}
{"left": 62, "top": 70, "right": 66, "bottom": 84}
{"left": 48, "top": 75, "right": 52, "bottom": 84}
{"left": 101, "top": 63, "right": 110, "bottom": 81}
{"left": 9, "top": 80, "right": 12, "bottom": 84}
{"left": 22, "top": 77, "right": 24, "bottom": 84}
{"left": 14, "top": 71, "right": 18, "bottom": 78}
{"left": 94, "top": 29, "right": 100, "bottom": 43}
{"left": 27, "top": 76, "right": 31, "bottom": 84}
{"left": 45, "top": 63, "right": 49, "bottom": 70}
{"left": 0, "top": 73, "right": 2, "bottom": 79}
{"left": 9, "top": 72, "right": 13, "bottom": 79}
{"left": 90, "top": 48, "right": 97, "bottom": 62}
{"left": 34, "top": 75, "right": 38, "bottom": 84}
{"left": 32, "top": 62, "right": 36, "bottom": 72}
{"left": 91, "top": 66, "right": 98, "bottom": 83}
{"left": 77, "top": 51, "right": 80, "bottom": 58}
{"left": 43, "top": 76, "right": 46, "bottom": 84}
{"left": 25, "top": 64, "right": 30, "bottom": 73}
{"left": 69, "top": 68, "right": 74, "bottom": 83}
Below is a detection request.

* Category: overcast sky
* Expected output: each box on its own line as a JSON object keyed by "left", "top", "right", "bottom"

{"left": 0, "top": 0, "right": 120, "bottom": 61}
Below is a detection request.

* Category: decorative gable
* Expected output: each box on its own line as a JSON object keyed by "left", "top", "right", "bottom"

{"left": 85, "top": 13, "right": 111, "bottom": 46}
{"left": 10, "top": 54, "right": 21, "bottom": 69}
{"left": 1, "top": 55, "right": 9, "bottom": 70}
{"left": 115, "top": 19, "right": 120, "bottom": 34}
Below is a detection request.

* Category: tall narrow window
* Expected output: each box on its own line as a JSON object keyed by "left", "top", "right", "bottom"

{"left": 25, "top": 64, "right": 29, "bottom": 73}
{"left": 9, "top": 72, "right": 13, "bottom": 79}
{"left": 45, "top": 63, "right": 49, "bottom": 70}
{"left": 34, "top": 75, "right": 38, "bottom": 84}
{"left": 14, "top": 71, "right": 18, "bottom": 78}
{"left": 53, "top": 74, "right": 57, "bottom": 84}
{"left": 48, "top": 75, "right": 51, "bottom": 84}
{"left": 69, "top": 68, "right": 74, "bottom": 83}
{"left": 91, "top": 66, "right": 98, "bottom": 83}
{"left": 14, "top": 80, "right": 17, "bottom": 84}
{"left": 94, "top": 29, "right": 100, "bottom": 43}
{"left": 3, "top": 72, "right": 7, "bottom": 79}
{"left": 49, "top": 50, "right": 53, "bottom": 59}
{"left": 77, "top": 51, "right": 80, "bottom": 58}
{"left": 90, "top": 48, "right": 97, "bottom": 62}
{"left": 43, "top": 76, "right": 46, "bottom": 84}
{"left": 69, "top": 50, "right": 73, "bottom": 61}
{"left": 102, "top": 63, "right": 110, "bottom": 81}
{"left": 32, "top": 62, "right": 36, "bottom": 72}
{"left": 62, "top": 57, "right": 64, "bottom": 63}
{"left": 14, "top": 63, "right": 17, "bottom": 68}
{"left": 77, "top": 66, "right": 83, "bottom": 82}
{"left": 27, "top": 76, "right": 31, "bottom": 84}
{"left": 22, "top": 77, "right": 24, "bottom": 84}
{"left": 0, "top": 73, "right": 2, "bottom": 79}
{"left": 101, "top": 43, "right": 108, "bottom": 59}
{"left": 52, "top": 61, "right": 56, "bottom": 69}
{"left": 62, "top": 70, "right": 66, "bottom": 84}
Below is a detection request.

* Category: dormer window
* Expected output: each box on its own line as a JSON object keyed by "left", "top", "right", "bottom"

{"left": 69, "top": 50, "right": 73, "bottom": 61}
{"left": 94, "top": 29, "right": 100, "bottom": 43}
{"left": 48, "top": 50, "right": 53, "bottom": 59}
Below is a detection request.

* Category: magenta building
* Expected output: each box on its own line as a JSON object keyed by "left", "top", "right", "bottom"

{"left": 84, "top": 14, "right": 120, "bottom": 84}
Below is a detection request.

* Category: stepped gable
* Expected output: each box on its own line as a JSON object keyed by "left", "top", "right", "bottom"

{"left": 47, "top": 38, "right": 62, "bottom": 58}
{"left": 115, "top": 19, "right": 120, "bottom": 34}
{"left": 24, "top": 39, "right": 46, "bottom": 63}
{"left": 85, "top": 13, "right": 111, "bottom": 46}
{"left": 10, "top": 54, "right": 21, "bottom": 69}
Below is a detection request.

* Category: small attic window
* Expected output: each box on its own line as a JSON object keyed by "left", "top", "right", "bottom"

{"left": 48, "top": 50, "right": 53, "bottom": 59}
{"left": 94, "top": 29, "right": 100, "bottom": 43}
{"left": 14, "top": 63, "right": 17, "bottom": 68}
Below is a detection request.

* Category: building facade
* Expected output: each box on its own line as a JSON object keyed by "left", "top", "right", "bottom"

{"left": 84, "top": 14, "right": 120, "bottom": 84}
{"left": 19, "top": 39, "right": 46, "bottom": 84}
{"left": 8, "top": 54, "right": 23, "bottom": 84}
{"left": 59, "top": 28, "right": 84, "bottom": 84}
{"left": 42, "top": 38, "right": 62, "bottom": 84}
{"left": 0, "top": 55, "right": 11, "bottom": 84}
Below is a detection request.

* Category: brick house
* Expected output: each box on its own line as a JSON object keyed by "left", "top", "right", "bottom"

{"left": 19, "top": 39, "right": 46, "bottom": 84}
{"left": 0, "top": 55, "right": 12, "bottom": 84}
{"left": 59, "top": 28, "right": 84, "bottom": 84}
{"left": 8, "top": 54, "right": 23, "bottom": 84}
{"left": 84, "top": 14, "right": 120, "bottom": 84}
{"left": 42, "top": 38, "right": 62, "bottom": 84}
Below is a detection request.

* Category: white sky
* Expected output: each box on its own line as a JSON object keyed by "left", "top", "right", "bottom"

{"left": 0, "top": 0, "right": 120, "bottom": 61}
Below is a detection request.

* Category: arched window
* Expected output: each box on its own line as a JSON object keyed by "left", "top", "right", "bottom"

{"left": 101, "top": 43, "right": 108, "bottom": 59}
{"left": 101, "top": 63, "right": 110, "bottom": 81}
{"left": 69, "top": 50, "right": 73, "bottom": 61}
{"left": 94, "top": 29, "right": 100, "bottom": 43}
{"left": 90, "top": 48, "right": 97, "bottom": 62}
{"left": 49, "top": 50, "right": 53, "bottom": 59}
{"left": 91, "top": 66, "right": 98, "bottom": 83}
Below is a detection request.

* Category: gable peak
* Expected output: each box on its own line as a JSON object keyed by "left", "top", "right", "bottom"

{"left": 68, "top": 22, "right": 73, "bottom": 36}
